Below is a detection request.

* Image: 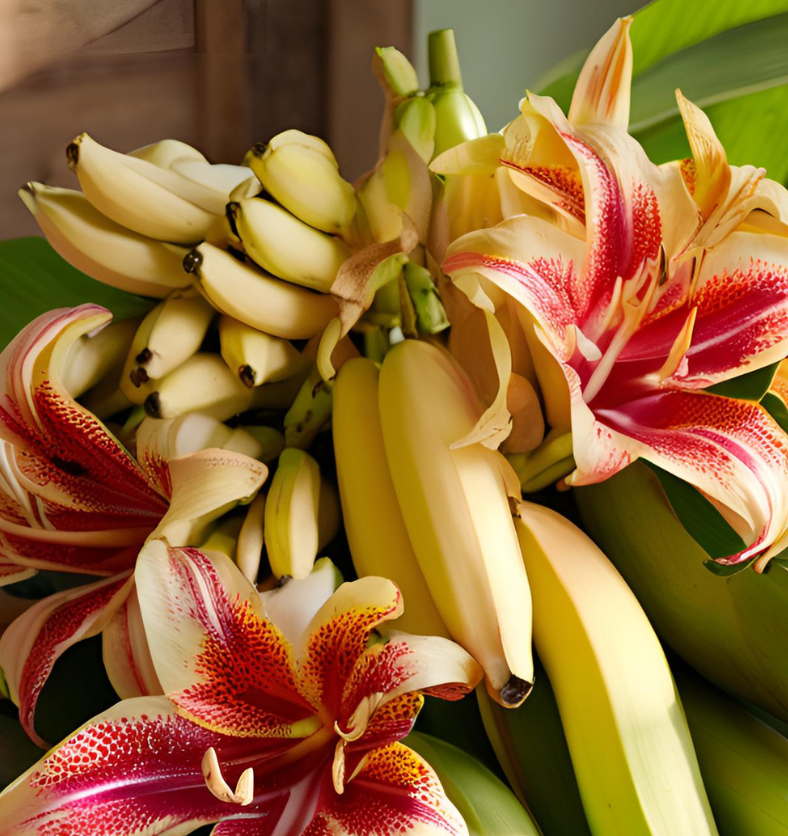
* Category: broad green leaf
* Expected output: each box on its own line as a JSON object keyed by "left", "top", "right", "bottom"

{"left": 763, "top": 391, "right": 788, "bottom": 434}
{"left": 0, "top": 237, "right": 153, "bottom": 350}
{"left": 537, "top": 0, "right": 788, "bottom": 109}
{"left": 646, "top": 463, "right": 746, "bottom": 563}
{"left": 706, "top": 361, "right": 779, "bottom": 401}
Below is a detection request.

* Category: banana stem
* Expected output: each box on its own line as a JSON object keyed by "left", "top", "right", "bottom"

{"left": 428, "top": 29, "right": 463, "bottom": 88}
{"left": 508, "top": 430, "right": 575, "bottom": 493}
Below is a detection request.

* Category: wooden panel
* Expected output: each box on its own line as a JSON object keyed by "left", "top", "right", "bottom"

{"left": 81, "top": 0, "right": 195, "bottom": 55}
{"left": 325, "top": 0, "right": 414, "bottom": 180}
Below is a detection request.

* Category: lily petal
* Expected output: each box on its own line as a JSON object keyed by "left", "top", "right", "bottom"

{"left": 568, "top": 17, "right": 632, "bottom": 130}
{"left": 0, "top": 571, "right": 133, "bottom": 745}
{"left": 0, "top": 696, "right": 288, "bottom": 836}
{"left": 149, "top": 449, "right": 267, "bottom": 547}
{"left": 136, "top": 542, "right": 314, "bottom": 737}
{"left": 302, "top": 743, "right": 466, "bottom": 836}
{"left": 0, "top": 557, "right": 35, "bottom": 587}
{"left": 102, "top": 586, "right": 163, "bottom": 699}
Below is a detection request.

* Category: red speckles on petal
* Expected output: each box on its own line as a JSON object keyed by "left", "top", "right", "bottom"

{"left": 503, "top": 160, "right": 586, "bottom": 221}
{"left": 680, "top": 158, "right": 697, "bottom": 195}
{"left": 304, "top": 744, "right": 463, "bottom": 836}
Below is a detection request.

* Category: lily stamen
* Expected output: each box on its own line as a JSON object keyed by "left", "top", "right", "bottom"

{"left": 201, "top": 747, "right": 255, "bottom": 807}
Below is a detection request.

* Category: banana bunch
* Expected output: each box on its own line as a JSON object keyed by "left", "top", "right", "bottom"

{"left": 333, "top": 345, "right": 534, "bottom": 708}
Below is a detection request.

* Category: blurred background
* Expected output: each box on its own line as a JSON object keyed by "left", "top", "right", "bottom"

{"left": 1, "top": 0, "right": 635, "bottom": 239}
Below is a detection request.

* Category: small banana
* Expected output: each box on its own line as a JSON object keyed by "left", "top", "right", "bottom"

{"left": 333, "top": 357, "right": 448, "bottom": 638}
{"left": 66, "top": 134, "right": 235, "bottom": 244}
{"left": 242, "top": 426, "right": 285, "bottom": 462}
{"left": 218, "top": 316, "right": 306, "bottom": 387}
{"left": 402, "top": 262, "right": 449, "bottom": 334}
{"left": 378, "top": 339, "right": 533, "bottom": 706}
{"left": 317, "top": 477, "right": 341, "bottom": 552}
{"left": 129, "top": 289, "right": 214, "bottom": 384}
{"left": 426, "top": 29, "right": 487, "bottom": 158}
{"left": 236, "top": 492, "right": 266, "bottom": 583}
{"left": 246, "top": 130, "right": 357, "bottom": 233}
{"left": 228, "top": 198, "right": 352, "bottom": 292}
{"left": 515, "top": 500, "right": 718, "bottom": 835}
{"left": 184, "top": 243, "right": 338, "bottom": 340}
{"left": 19, "top": 184, "right": 191, "bottom": 298}
{"left": 143, "top": 353, "right": 255, "bottom": 421}
{"left": 283, "top": 367, "right": 333, "bottom": 449}
{"left": 264, "top": 448, "right": 321, "bottom": 579}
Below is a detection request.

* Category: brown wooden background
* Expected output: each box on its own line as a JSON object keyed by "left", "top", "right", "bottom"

{"left": 0, "top": 0, "right": 413, "bottom": 239}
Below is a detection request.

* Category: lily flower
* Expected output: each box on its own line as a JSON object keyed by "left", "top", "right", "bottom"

{"left": 442, "top": 19, "right": 788, "bottom": 570}
{"left": 0, "top": 306, "right": 268, "bottom": 743}
{"left": 0, "top": 544, "right": 481, "bottom": 836}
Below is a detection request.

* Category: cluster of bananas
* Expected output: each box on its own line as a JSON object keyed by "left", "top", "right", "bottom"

{"left": 16, "top": 27, "right": 788, "bottom": 836}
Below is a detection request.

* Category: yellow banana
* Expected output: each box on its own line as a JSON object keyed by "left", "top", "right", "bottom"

{"left": 143, "top": 353, "right": 255, "bottom": 421}
{"left": 218, "top": 316, "right": 306, "bottom": 387}
{"left": 283, "top": 367, "right": 333, "bottom": 449}
{"left": 184, "top": 243, "right": 338, "bottom": 340}
{"left": 264, "top": 448, "right": 321, "bottom": 579}
{"left": 236, "top": 492, "right": 266, "bottom": 583}
{"left": 378, "top": 339, "right": 533, "bottom": 706}
{"left": 228, "top": 198, "right": 351, "bottom": 292}
{"left": 333, "top": 357, "right": 448, "bottom": 637}
{"left": 19, "top": 184, "right": 191, "bottom": 298}
{"left": 246, "top": 130, "right": 357, "bottom": 233}
{"left": 515, "top": 500, "right": 718, "bottom": 836}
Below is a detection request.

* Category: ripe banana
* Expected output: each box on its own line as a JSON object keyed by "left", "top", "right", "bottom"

{"left": 317, "top": 478, "right": 341, "bottom": 552}
{"left": 143, "top": 353, "right": 255, "bottom": 421}
{"left": 184, "top": 243, "right": 338, "bottom": 340}
{"left": 264, "top": 448, "right": 321, "bottom": 579}
{"left": 243, "top": 426, "right": 285, "bottom": 462}
{"left": 378, "top": 339, "right": 533, "bottom": 706}
{"left": 19, "top": 184, "right": 191, "bottom": 298}
{"left": 515, "top": 500, "right": 718, "bottom": 835}
{"left": 228, "top": 198, "right": 351, "bottom": 292}
{"left": 333, "top": 357, "right": 448, "bottom": 638}
{"left": 426, "top": 29, "right": 487, "bottom": 158}
{"left": 246, "top": 130, "right": 357, "bottom": 233}
{"left": 129, "top": 289, "right": 214, "bottom": 384}
{"left": 218, "top": 316, "right": 306, "bottom": 387}
{"left": 236, "top": 492, "right": 266, "bottom": 583}
{"left": 66, "top": 134, "right": 230, "bottom": 244}
{"left": 406, "top": 732, "right": 542, "bottom": 836}
{"left": 574, "top": 462, "right": 788, "bottom": 724}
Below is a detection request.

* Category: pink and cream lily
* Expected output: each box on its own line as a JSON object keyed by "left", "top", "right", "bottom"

{"left": 441, "top": 19, "right": 788, "bottom": 570}
{"left": 0, "top": 544, "right": 481, "bottom": 836}
{"left": 0, "top": 306, "right": 268, "bottom": 743}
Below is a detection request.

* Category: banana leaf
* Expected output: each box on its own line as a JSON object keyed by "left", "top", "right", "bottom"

{"left": 537, "top": 0, "right": 788, "bottom": 181}
{"left": 0, "top": 237, "right": 153, "bottom": 350}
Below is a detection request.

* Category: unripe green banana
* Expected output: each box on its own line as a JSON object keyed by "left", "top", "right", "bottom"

{"left": 406, "top": 733, "right": 543, "bottom": 836}
{"left": 143, "top": 353, "right": 255, "bottom": 421}
{"left": 129, "top": 289, "right": 214, "bottom": 384}
{"left": 66, "top": 134, "right": 246, "bottom": 244}
{"left": 184, "top": 243, "right": 338, "bottom": 340}
{"left": 426, "top": 30, "right": 487, "bottom": 159}
{"left": 19, "top": 184, "right": 191, "bottom": 298}
{"left": 393, "top": 98, "right": 437, "bottom": 163}
{"left": 264, "top": 448, "right": 321, "bottom": 579}
{"left": 218, "top": 316, "right": 306, "bottom": 387}
{"left": 229, "top": 198, "right": 351, "bottom": 292}
{"left": 283, "top": 367, "right": 333, "bottom": 450}
{"left": 247, "top": 130, "right": 357, "bottom": 233}
{"left": 402, "top": 262, "right": 449, "bottom": 334}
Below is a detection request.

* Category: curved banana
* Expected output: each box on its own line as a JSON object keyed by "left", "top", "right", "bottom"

{"left": 515, "top": 500, "right": 718, "bottom": 835}
{"left": 19, "top": 184, "right": 191, "bottom": 298}
{"left": 66, "top": 134, "right": 223, "bottom": 244}
{"left": 143, "top": 353, "right": 255, "bottom": 421}
{"left": 229, "top": 198, "right": 351, "bottom": 292}
{"left": 264, "top": 448, "right": 321, "bottom": 579}
{"left": 378, "top": 339, "right": 533, "bottom": 706}
{"left": 129, "top": 289, "right": 214, "bottom": 383}
{"left": 246, "top": 130, "right": 357, "bottom": 233}
{"left": 184, "top": 243, "right": 338, "bottom": 340}
{"left": 218, "top": 316, "right": 306, "bottom": 387}
{"left": 283, "top": 367, "right": 333, "bottom": 450}
{"left": 236, "top": 492, "right": 266, "bottom": 583}
{"left": 332, "top": 357, "right": 448, "bottom": 638}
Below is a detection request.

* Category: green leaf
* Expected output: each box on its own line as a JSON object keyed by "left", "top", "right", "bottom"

{"left": 763, "top": 391, "right": 788, "bottom": 433}
{"left": 0, "top": 238, "right": 153, "bottom": 350}
{"left": 537, "top": 0, "right": 788, "bottom": 109}
{"left": 706, "top": 362, "right": 779, "bottom": 401}
{"left": 646, "top": 463, "right": 746, "bottom": 561}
